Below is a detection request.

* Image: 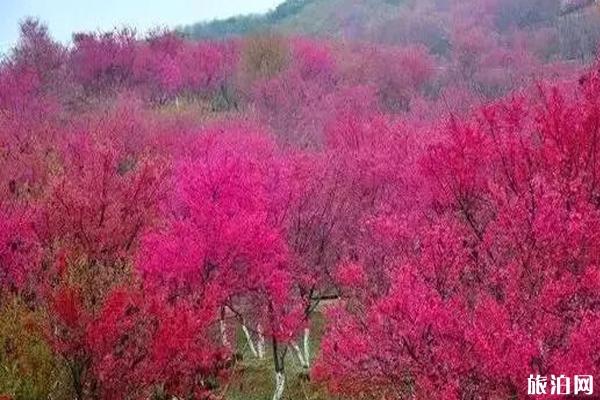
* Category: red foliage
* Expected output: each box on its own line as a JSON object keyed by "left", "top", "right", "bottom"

{"left": 49, "top": 285, "right": 90, "bottom": 361}
{"left": 2, "top": 8, "right": 600, "bottom": 399}
{"left": 71, "top": 30, "right": 138, "bottom": 92}
{"left": 36, "top": 103, "right": 166, "bottom": 267}
{"left": 138, "top": 125, "right": 299, "bottom": 341}
{"left": 71, "top": 30, "right": 237, "bottom": 100}
{"left": 0, "top": 206, "right": 40, "bottom": 295}
{"left": 87, "top": 288, "right": 228, "bottom": 399}
{"left": 314, "top": 65, "right": 600, "bottom": 399}
{"left": 251, "top": 38, "right": 338, "bottom": 147}
{"left": 0, "top": 19, "right": 65, "bottom": 118}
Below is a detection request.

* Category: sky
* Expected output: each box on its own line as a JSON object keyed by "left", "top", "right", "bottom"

{"left": 0, "top": 0, "right": 283, "bottom": 53}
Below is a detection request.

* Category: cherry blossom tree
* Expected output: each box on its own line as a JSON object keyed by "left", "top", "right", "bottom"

{"left": 315, "top": 64, "right": 600, "bottom": 399}
{"left": 86, "top": 287, "right": 229, "bottom": 399}
{"left": 0, "top": 206, "right": 41, "bottom": 299}
{"left": 137, "top": 124, "right": 301, "bottom": 400}
{"left": 32, "top": 104, "right": 167, "bottom": 398}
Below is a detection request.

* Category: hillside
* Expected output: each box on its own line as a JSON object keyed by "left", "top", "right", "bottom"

{"left": 180, "top": 0, "right": 415, "bottom": 40}
{"left": 181, "top": 0, "right": 600, "bottom": 61}
{"left": 4, "top": 2, "right": 600, "bottom": 400}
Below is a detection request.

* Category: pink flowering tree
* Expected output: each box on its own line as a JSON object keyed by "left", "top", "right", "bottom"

{"left": 70, "top": 30, "right": 137, "bottom": 93}
{"left": 137, "top": 124, "right": 301, "bottom": 400}
{"left": 0, "top": 206, "right": 41, "bottom": 299}
{"left": 86, "top": 287, "right": 229, "bottom": 399}
{"left": 314, "top": 64, "right": 600, "bottom": 399}
{"left": 33, "top": 104, "right": 167, "bottom": 398}
{"left": 251, "top": 37, "right": 338, "bottom": 147}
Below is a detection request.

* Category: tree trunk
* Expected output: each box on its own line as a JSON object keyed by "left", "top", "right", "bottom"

{"left": 241, "top": 324, "right": 258, "bottom": 357}
{"left": 271, "top": 337, "right": 286, "bottom": 400}
{"left": 219, "top": 308, "right": 230, "bottom": 348}
{"left": 256, "top": 323, "right": 265, "bottom": 359}
{"left": 291, "top": 341, "right": 308, "bottom": 369}
{"left": 272, "top": 371, "right": 286, "bottom": 400}
{"left": 69, "top": 360, "right": 85, "bottom": 400}
{"left": 302, "top": 327, "right": 310, "bottom": 368}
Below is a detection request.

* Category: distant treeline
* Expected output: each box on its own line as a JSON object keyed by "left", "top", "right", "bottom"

{"left": 179, "top": 0, "right": 314, "bottom": 39}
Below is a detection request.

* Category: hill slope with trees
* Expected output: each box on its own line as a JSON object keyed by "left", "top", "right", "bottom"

{"left": 2, "top": 1, "right": 600, "bottom": 399}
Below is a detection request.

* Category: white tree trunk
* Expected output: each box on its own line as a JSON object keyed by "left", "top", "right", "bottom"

{"left": 291, "top": 342, "right": 308, "bottom": 368}
{"left": 220, "top": 318, "right": 230, "bottom": 348}
{"left": 256, "top": 323, "right": 265, "bottom": 359}
{"left": 242, "top": 324, "right": 259, "bottom": 357}
{"left": 272, "top": 371, "right": 286, "bottom": 400}
{"left": 303, "top": 327, "right": 310, "bottom": 367}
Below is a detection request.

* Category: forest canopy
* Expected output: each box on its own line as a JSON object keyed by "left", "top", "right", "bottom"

{"left": 1, "top": 1, "right": 600, "bottom": 399}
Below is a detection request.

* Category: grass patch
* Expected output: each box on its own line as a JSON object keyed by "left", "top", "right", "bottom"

{"left": 223, "top": 311, "right": 333, "bottom": 400}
